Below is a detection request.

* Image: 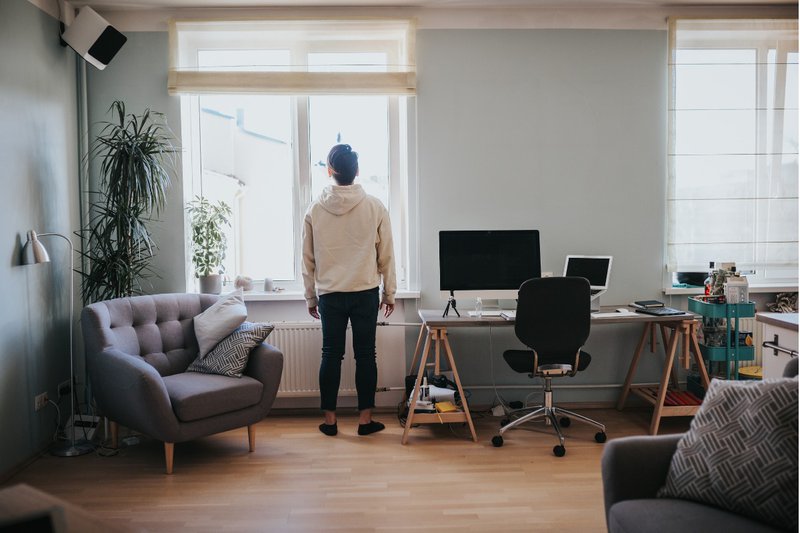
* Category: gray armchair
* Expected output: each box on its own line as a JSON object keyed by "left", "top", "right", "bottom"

{"left": 602, "top": 360, "right": 798, "bottom": 532}
{"left": 601, "top": 434, "right": 783, "bottom": 533}
{"left": 82, "top": 293, "right": 283, "bottom": 474}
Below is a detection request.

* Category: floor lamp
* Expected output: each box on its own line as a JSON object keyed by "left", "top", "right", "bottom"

{"left": 22, "top": 230, "right": 93, "bottom": 457}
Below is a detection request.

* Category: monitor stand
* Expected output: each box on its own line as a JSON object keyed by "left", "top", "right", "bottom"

{"left": 591, "top": 295, "right": 601, "bottom": 313}
{"left": 442, "top": 290, "right": 461, "bottom": 318}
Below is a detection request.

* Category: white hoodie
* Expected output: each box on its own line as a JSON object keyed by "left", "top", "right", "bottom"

{"left": 302, "top": 184, "right": 396, "bottom": 307}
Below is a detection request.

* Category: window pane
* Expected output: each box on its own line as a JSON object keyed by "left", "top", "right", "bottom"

{"left": 674, "top": 109, "right": 756, "bottom": 154}
{"left": 198, "top": 95, "right": 296, "bottom": 281}
{"left": 674, "top": 50, "right": 756, "bottom": 110}
{"left": 308, "top": 95, "right": 390, "bottom": 208}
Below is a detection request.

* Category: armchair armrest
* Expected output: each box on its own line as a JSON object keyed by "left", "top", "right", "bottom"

{"left": 87, "top": 347, "right": 180, "bottom": 441}
{"left": 601, "top": 434, "right": 682, "bottom": 520}
{"left": 244, "top": 342, "right": 284, "bottom": 410}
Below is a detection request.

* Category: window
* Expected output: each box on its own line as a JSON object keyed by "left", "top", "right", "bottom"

{"left": 668, "top": 19, "right": 798, "bottom": 287}
{"left": 170, "top": 19, "right": 415, "bottom": 291}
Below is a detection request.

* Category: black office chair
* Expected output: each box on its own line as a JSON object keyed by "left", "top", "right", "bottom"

{"left": 492, "top": 276, "right": 607, "bottom": 456}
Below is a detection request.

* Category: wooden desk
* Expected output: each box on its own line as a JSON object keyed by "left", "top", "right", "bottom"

{"left": 403, "top": 308, "right": 710, "bottom": 443}
{"left": 593, "top": 310, "right": 711, "bottom": 434}
{"left": 402, "top": 310, "right": 513, "bottom": 443}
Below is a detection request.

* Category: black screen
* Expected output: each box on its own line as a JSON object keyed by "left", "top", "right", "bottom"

{"left": 565, "top": 257, "right": 610, "bottom": 286}
{"left": 439, "top": 230, "right": 541, "bottom": 291}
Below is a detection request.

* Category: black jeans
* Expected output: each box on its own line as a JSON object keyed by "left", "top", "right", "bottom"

{"left": 318, "top": 287, "right": 380, "bottom": 412}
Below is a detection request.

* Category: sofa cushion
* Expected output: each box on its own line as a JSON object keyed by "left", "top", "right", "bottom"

{"left": 193, "top": 290, "right": 247, "bottom": 358}
{"left": 609, "top": 499, "right": 783, "bottom": 533}
{"left": 657, "top": 378, "right": 798, "bottom": 531}
{"left": 187, "top": 322, "right": 274, "bottom": 378}
{"left": 162, "top": 372, "right": 263, "bottom": 422}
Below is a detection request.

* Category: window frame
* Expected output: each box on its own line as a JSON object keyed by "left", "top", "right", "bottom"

{"left": 666, "top": 18, "right": 798, "bottom": 291}
{"left": 180, "top": 66, "right": 411, "bottom": 293}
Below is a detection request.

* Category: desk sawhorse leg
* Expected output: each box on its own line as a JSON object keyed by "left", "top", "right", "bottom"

{"left": 616, "top": 319, "right": 711, "bottom": 435}
{"left": 401, "top": 325, "right": 478, "bottom": 444}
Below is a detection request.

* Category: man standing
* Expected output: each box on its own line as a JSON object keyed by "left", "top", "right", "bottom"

{"left": 302, "top": 144, "right": 396, "bottom": 437}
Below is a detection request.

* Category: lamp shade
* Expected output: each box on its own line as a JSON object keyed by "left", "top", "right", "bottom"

{"left": 22, "top": 230, "right": 50, "bottom": 265}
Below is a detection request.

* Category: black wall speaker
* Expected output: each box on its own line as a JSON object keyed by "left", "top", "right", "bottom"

{"left": 61, "top": 7, "right": 126, "bottom": 70}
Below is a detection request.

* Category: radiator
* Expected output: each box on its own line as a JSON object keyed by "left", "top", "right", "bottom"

{"left": 739, "top": 317, "right": 762, "bottom": 369}
{"left": 268, "top": 322, "right": 406, "bottom": 402}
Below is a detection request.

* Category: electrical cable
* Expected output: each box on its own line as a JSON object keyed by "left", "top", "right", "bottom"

{"left": 47, "top": 399, "right": 62, "bottom": 443}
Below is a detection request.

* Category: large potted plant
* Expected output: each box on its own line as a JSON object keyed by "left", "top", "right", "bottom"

{"left": 78, "top": 101, "right": 177, "bottom": 303}
{"left": 187, "top": 196, "right": 232, "bottom": 294}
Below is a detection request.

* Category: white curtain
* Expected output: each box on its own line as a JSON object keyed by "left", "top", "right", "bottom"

{"left": 667, "top": 18, "right": 798, "bottom": 281}
{"left": 168, "top": 19, "right": 416, "bottom": 95}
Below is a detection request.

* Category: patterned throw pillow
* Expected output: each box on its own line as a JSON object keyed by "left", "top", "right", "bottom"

{"left": 657, "top": 378, "right": 798, "bottom": 531}
{"left": 187, "top": 322, "right": 274, "bottom": 378}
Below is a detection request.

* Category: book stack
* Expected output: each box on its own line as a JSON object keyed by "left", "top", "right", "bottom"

{"left": 629, "top": 300, "right": 665, "bottom": 310}
{"left": 629, "top": 300, "right": 685, "bottom": 316}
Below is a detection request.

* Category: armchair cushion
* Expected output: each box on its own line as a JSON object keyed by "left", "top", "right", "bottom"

{"left": 194, "top": 290, "right": 247, "bottom": 358}
{"left": 187, "top": 322, "right": 274, "bottom": 377}
{"left": 657, "top": 378, "right": 798, "bottom": 531}
{"left": 163, "top": 372, "right": 263, "bottom": 422}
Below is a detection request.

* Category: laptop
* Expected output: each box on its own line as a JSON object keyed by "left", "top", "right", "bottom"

{"left": 563, "top": 255, "right": 613, "bottom": 301}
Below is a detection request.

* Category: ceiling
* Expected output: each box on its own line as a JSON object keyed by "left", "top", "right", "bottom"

{"left": 73, "top": 0, "right": 796, "bottom": 9}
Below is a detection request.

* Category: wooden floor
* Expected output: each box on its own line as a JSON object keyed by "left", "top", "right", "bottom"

{"left": 5, "top": 407, "right": 690, "bottom": 532}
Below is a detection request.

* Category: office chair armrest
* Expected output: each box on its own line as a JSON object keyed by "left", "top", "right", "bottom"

{"left": 601, "top": 434, "right": 682, "bottom": 518}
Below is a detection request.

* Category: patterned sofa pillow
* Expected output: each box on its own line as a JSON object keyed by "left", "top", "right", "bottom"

{"left": 657, "top": 377, "right": 798, "bottom": 531}
{"left": 187, "top": 322, "right": 274, "bottom": 378}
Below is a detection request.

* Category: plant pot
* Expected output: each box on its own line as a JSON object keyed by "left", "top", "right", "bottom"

{"left": 199, "top": 274, "right": 222, "bottom": 295}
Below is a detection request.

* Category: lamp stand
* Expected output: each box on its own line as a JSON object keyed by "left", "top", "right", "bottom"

{"left": 36, "top": 233, "right": 93, "bottom": 457}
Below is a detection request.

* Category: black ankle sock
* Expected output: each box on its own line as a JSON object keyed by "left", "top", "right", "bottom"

{"left": 358, "top": 420, "right": 385, "bottom": 436}
{"left": 319, "top": 422, "right": 337, "bottom": 436}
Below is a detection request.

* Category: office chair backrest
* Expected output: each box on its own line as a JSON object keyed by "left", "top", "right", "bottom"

{"left": 514, "top": 277, "right": 591, "bottom": 358}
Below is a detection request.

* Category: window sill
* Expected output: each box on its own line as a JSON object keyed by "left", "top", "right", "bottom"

{"left": 664, "top": 284, "right": 798, "bottom": 296}
{"left": 240, "top": 289, "right": 421, "bottom": 302}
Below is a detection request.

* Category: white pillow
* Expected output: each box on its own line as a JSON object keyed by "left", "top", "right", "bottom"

{"left": 194, "top": 290, "right": 247, "bottom": 358}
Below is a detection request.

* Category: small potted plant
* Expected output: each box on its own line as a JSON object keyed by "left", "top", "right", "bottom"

{"left": 187, "top": 196, "right": 232, "bottom": 294}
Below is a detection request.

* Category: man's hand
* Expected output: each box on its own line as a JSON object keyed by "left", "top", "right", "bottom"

{"left": 380, "top": 302, "right": 395, "bottom": 318}
{"left": 308, "top": 306, "right": 320, "bottom": 319}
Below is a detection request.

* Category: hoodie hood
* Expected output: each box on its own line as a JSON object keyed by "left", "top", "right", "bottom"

{"left": 318, "top": 184, "right": 366, "bottom": 215}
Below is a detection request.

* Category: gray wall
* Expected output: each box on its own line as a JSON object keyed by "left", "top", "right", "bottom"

{"left": 0, "top": 0, "right": 79, "bottom": 477}
{"left": 86, "top": 32, "right": 186, "bottom": 296}
{"left": 412, "top": 29, "right": 670, "bottom": 404}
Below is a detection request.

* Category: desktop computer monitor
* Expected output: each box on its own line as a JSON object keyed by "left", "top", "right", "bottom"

{"left": 563, "top": 255, "right": 613, "bottom": 301}
{"left": 439, "top": 230, "right": 541, "bottom": 300}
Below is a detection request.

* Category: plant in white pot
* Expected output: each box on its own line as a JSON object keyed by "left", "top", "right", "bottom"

{"left": 187, "top": 196, "right": 232, "bottom": 294}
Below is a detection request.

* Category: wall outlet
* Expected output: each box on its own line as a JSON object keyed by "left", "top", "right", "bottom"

{"left": 34, "top": 392, "right": 48, "bottom": 411}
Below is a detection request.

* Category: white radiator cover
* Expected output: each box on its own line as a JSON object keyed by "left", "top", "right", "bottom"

{"left": 268, "top": 322, "right": 406, "bottom": 407}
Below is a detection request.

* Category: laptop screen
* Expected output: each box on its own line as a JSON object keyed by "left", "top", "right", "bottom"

{"left": 563, "top": 256, "right": 613, "bottom": 290}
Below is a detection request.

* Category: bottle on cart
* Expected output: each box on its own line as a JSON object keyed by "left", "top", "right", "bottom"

{"left": 704, "top": 261, "right": 715, "bottom": 295}
{"left": 474, "top": 297, "right": 483, "bottom": 318}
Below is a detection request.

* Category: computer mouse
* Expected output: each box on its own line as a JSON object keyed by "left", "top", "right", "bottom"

{"left": 616, "top": 308, "right": 630, "bottom": 313}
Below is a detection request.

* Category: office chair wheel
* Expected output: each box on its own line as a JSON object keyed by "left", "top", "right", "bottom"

{"left": 500, "top": 418, "right": 510, "bottom": 427}
{"left": 559, "top": 417, "right": 571, "bottom": 428}
{"left": 553, "top": 445, "right": 566, "bottom": 457}
{"left": 491, "top": 435, "right": 504, "bottom": 447}
{"left": 595, "top": 431, "right": 607, "bottom": 443}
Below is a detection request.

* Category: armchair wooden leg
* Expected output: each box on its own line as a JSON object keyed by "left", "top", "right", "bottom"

{"left": 247, "top": 424, "right": 256, "bottom": 452}
{"left": 164, "top": 442, "right": 174, "bottom": 475}
{"left": 109, "top": 420, "right": 118, "bottom": 449}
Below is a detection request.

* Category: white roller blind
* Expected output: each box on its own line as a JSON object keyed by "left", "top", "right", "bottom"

{"left": 168, "top": 19, "right": 416, "bottom": 95}
{"left": 667, "top": 19, "right": 798, "bottom": 281}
